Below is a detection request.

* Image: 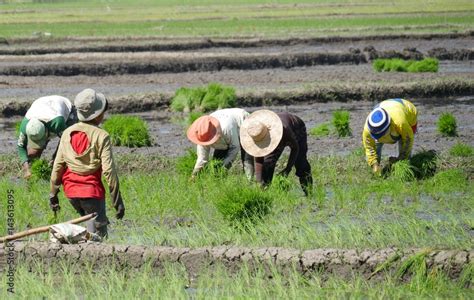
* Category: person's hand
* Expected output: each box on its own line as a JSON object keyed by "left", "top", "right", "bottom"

{"left": 49, "top": 192, "right": 60, "bottom": 212}
{"left": 115, "top": 203, "right": 125, "bottom": 220}
{"left": 372, "top": 163, "right": 382, "bottom": 176}
{"left": 48, "top": 159, "right": 54, "bottom": 167}
{"left": 22, "top": 162, "right": 32, "bottom": 179}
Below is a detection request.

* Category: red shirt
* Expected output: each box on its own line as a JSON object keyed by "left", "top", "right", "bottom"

{"left": 62, "top": 131, "right": 105, "bottom": 200}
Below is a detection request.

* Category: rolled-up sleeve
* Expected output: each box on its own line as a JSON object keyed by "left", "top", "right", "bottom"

{"left": 193, "top": 145, "right": 210, "bottom": 175}
{"left": 101, "top": 136, "right": 123, "bottom": 209}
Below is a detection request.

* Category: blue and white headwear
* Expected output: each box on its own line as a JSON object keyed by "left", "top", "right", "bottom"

{"left": 368, "top": 107, "right": 390, "bottom": 140}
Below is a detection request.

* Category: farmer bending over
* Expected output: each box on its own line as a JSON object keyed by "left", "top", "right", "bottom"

{"left": 49, "top": 89, "right": 125, "bottom": 238}
{"left": 362, "top": 98, "right": 418, "bottom": 176}
{"left": 240, "top": 110, "right": 313, "bottom": 196}
{"left": 187, "top": 108, "right": 254, "bottom": 180}
{"left": 17, "top": 95, "right": 77, "bottom": 178}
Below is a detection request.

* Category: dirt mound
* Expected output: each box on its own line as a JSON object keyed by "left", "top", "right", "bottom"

{"left": 1, "top": 32, "right": 472, "bottom": 55}
{"left": 1, "top": 242, "right": 471, "bottom": 280}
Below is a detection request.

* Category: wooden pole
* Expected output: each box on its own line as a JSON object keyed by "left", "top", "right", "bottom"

{"left": 0, "top": 212, "right": 97, "bottom": 243}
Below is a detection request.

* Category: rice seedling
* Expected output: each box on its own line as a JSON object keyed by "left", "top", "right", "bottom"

{"left": 271, "top": 175, "right": 293, "bottom": 192}
{"left": 309, "top": 122, "right": 331, "bottom": 137}
{"left": 215, "top": 184, "right": 273, "bottom": 223}
{"left": 175, "top": 148, "right": 198, "bottom": 175}
{"left": 449, "top": 142, "right": 473, "bottom": 157}
{"left": 30, "top": 158, "right": 52, "bottom": 181}
{"left": 437, "top": 112, "right": 457, "bottom": 137}
{"left": 102, "top": 115, "right": 152, "bottom": 147}
{"left": 390, "top": 160, "right": 415, "bottom": 182}
{"left": 409, "top": 150, "right": 438, "bottom": 179}
{"left": 372, "top": 58, "right": 439, "bottom": 73}
{"left": 199, "top": 83, "right": 237, "bottom": 112}
{"left": 332, "top": 110, "right": 351, "bottom": 137}
{"left": 170, "top": 87, "right": 206, "bottom": 113}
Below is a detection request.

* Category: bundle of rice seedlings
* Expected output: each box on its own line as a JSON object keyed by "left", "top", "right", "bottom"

{"left": 332, "top": 110, "right": 351, "bottom": 137}
{"left": 200, "top": 83, "right": 236, "bottom": 112}
{"left": 410, "top": 150, "right": 438, "bottom": 179}
{"left": 309, "top": 122, "right": 330, "bottom": 137}
{"left": 407, "top": 58, "right": 439, "bottom": 72}
{"left": 170, "top": 87, "right": 206, "bottom": 112}
{"left": 271, "top": 175, "right": 292, "bottom": 192}
{"left": 103, "top": 115, "right": 152, "bottom": 147}
{"left": 437, "top": 112, "right": 457, "bottom": 137}
{"left": 31, "top": 159, "right": 52, "bottom": 181}
{"left": 216, "top": 185, "right": 272, "bottom": 223}
{"left": 449, "top": 142, "right": 473, "bottom": 157}
{"left": 390, "top": 160, "right": 415, "bottom": 182}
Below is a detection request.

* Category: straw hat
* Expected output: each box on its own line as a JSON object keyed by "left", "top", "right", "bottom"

{"left": 240, "top": 110, "right": 283, "bottom": 157}
{"left": 26, "top": 118, "right": 48, "bottom": 149}
{"left": 187, "top": 115, "right": 222, "bottom": 146}
{"left": 74, "top": 88, "right": 107, "bottom": 122}
{"left": 368, "top": 107, "right": 391, "bottom": 140}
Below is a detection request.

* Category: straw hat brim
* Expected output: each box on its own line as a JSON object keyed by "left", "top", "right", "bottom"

{"left": 240, "top": 110, "right": 283, "bottom": 157}
{"left": 186, "top": 116, "right": 222, "bottom": 146}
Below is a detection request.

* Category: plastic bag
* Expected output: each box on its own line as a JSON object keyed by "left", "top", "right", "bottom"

{"left": 49, "top": 223, "right": 101, "bottom": 244}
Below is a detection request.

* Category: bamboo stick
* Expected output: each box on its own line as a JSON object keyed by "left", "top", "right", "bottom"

{"left": 0, "top": 212, "right": 97, "bottom": 243}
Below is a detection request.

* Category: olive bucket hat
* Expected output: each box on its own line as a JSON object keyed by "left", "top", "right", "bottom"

{"left": 74, "top": 88, "right": 107, "bottom": 122}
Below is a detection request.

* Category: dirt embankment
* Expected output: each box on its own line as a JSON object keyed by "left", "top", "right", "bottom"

{"left": 1, "top": 31, "right": 472, "bottom": 55}
{"left": 0, "top": 242, "right": 471, "bottom": 281}
{"left": 2, "top": 78, "right": 473, "bottom": 117}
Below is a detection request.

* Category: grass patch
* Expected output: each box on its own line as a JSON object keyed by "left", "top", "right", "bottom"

{"left": 410, "top": 150, "right": 438, "bottom": 179}
{"left": 102, "top": 115, "right": 152, "bottom": 147}
{"left": 437, "top": 112, "right": 457, "bottom": 137}
{"left": 332, "top": 110, "right": 351, "bottom": 137}
{"left": 30, "top": 158, "right": 52, "bottom": 181}
{"left": 390, "top": 160, "right": 415, "bottom": 182}
{"left": 449, "top": 142, "right": 473, "bottom": 157}
{"left": 170, "top": 83, "right": 236, "bottom": 113}
{"left": 309, "top": 122, "right": 331, "bottom": 137}
{"left": 373, "top": 58, "right": 439, "bottom": 73}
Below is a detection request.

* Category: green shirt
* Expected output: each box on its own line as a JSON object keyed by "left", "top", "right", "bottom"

{"left": 17, "top": 116, "right": 67, "bottom": 164}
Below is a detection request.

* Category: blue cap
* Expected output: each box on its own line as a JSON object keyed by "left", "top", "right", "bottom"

{"left": 368, "top": 107, "right": 390, "bottom": 140}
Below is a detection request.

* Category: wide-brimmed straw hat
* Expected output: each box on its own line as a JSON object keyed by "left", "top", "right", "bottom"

{"left": 74, "top": 88, "right": 107, "bottom": 122}
{"left": 26, "top": 118, "right": 48, "bottom": 149}
{"left": 187, "top": 115, "right": 222, "bottom": 146}
{"left": 368, "top": 107, "right": 391, "bottom": 140}
{"left": 240, "top": 109, "right": 283, "bottom": 157}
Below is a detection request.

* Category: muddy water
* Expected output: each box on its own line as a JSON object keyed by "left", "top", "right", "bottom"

{"left": 1, "top": 97, "right": 472, "bottom": 159}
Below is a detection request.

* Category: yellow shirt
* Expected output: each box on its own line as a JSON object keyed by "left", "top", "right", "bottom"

{"left": 362, "top": 99, "right": 417, "bottom": 166}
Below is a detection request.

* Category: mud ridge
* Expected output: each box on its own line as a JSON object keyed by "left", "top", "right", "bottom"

{"left": 1, "top": 32, "right": 473, "bottom": 55}
{"left": 0, "top": 52, "right": 368, "bottom": 76}
{"left": 2, "top": 79, "right": 473, "bottom": 117}
{"left": 0, "top": 242, "right": 471, "bottom": 281}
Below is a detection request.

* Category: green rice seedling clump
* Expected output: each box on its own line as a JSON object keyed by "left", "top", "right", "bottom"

{"left": 437, "top": 112, "right": 457, "bottom": 137}
{"left": 31, "top": 158, "right": 52, "bottom": 181}
{"left": 271, "top": 175, "right": 292, "bottom": 192}
{"left": 103, "top": 115, "right": 152, "bottom": 147}
{"left": 186, "top": 111, "right": 204, "bottom": 128}
{"left": 449, "top": 142, "right": 473, "bottom": 157}
{"left": 407, "top": 58, "right": 439, "bottom": 72}
{"left": 390, "top": 160, "right": 415, "bottom": 182}
{"left": 332, "top": 110, "right": 351, "bottom": 137}
{"left": 309, "top": 122, "right": 330, "bottom": 137}
{"left": 216, "top": 185, "right": 272, "bottom": 223}
{"left": 372, "top": 58, "right": 438, "bottom": 73}
{"left": 170, "top": 87, "right": 206, "bottom": 112}
{"left": 410, "top": 150, "right": 438, "bottom": 179}
{"left": 200, "top": 83, "right": 236, "bottom": 112}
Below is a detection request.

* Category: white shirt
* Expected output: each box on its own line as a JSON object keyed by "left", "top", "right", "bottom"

{"left": 194, "top": 108, "right": 249, "bottom": 173}
{"left": 25, "top": 95, "right": 72, "bottom": 122}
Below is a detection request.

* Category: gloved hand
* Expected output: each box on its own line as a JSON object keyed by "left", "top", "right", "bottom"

{"left": 372, "top": 163, "right": 382, "bottom": 176}
{"left": 22, "top": 162, "right": 32, "bottom": 179}
{"left": 115, "top": 203, "right": 125, "bottom": 220}
{"left": 49, "top": 192, "right": 60, "bottom": 212}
